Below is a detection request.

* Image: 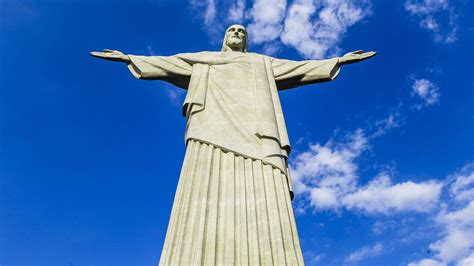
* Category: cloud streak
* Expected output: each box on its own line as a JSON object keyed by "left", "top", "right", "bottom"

{"left": 228, "top": 0, "right": 246, "bottom": 22}
{"left": 345, "top": 242, "right": 383, "bottom": 263}
{"left": 404, "top": 0, "right": 458, "bottom": 43}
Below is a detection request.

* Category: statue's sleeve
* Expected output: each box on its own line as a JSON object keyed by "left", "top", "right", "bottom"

{"left": 271, "top": 57, "right": 341, "bottom": 90}
{"left": 127, "top": 55, "right": 193, "bottom": 89}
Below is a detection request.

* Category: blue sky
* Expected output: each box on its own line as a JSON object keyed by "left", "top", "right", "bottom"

{"left": 0, "top": 0, "right": 473, "bottom": 265}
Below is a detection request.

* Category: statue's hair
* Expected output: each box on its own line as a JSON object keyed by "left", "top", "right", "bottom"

{"left": 221, "top": 25, "right": 248, "bottom": 53}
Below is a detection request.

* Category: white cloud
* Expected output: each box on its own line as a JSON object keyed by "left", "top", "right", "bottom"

{"left": 430, "top": 202, "right": 474, "bottom": 264}
{"left": 342, "top": 173, "right": 443, "bottom": 214}
{"left": 404, "top": 0, "right": 458, "bottom": 43}
{"left": 408, "top": 164, "right": 474, "bottom": 266}
{"left": 290, "top": 129, "right": 366, "bottom": 210}
{"left": 345, "top": 242, "right": 383, "bottom": 263}
{"left": 281, "top": 0, "right": 371, "bottom": 58}
{"left": 290, "top": 128, "right": 443, "bottom": 214}
{"left": 247, "top": 0, "right": 287, "bottom": 44}
{"left": 458, "top": 254, "right": 474, "bottom": 266}
{"left": 190, "top": 0, "right": 371, "bottom": 58}
{"left": 411, "top": 78, "right": 440, "bottom": 109}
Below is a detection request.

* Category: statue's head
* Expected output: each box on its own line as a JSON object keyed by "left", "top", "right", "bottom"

{"left": 221, "top": 24, "right": 248, "bottom": 53}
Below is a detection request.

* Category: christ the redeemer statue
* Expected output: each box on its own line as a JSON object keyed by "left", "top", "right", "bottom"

{"left": 91, "top": 24, "right": 375, "bottom": 265}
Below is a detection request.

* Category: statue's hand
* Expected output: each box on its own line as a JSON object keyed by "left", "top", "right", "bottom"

{"left": 90, "top": 49, "right": 130, "bottom": 63}
{"left": 338, "top": 50, "right": 376, "bottom": 65}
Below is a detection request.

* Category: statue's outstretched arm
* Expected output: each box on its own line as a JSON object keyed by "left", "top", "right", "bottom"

{"left": 90, "top": 49, "right": 130, "bottom": 64}
{"left": 337, "top": 50, "right": 376, "bottom": 65}
{"left": 272, "top": 50, "right": 376, "bottom": 90}
{"left": 90, "top": 49, "right": 193, "bottom": 90}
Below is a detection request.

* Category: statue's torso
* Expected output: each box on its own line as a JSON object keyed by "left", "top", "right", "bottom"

{"left": 182, "top": 52, "right": 288, "bottom": 172}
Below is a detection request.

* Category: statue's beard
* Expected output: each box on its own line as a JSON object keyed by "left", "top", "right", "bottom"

{"left": 226, "top": 38, "right": 244, "bottom": 51}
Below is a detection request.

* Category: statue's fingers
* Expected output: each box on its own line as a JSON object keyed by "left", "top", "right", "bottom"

{"left": 357, "top": 51, "right": 376, "bottom": 61}
{"left": 103, "top": 49, "right": 124, "bottom": 55}
{"left": 91, "top": 52, "right": 120, "bottom": 60}
{"left": 90, "top": 51, "right": 105, "bottom": 57}
{"left": 351, "top": 50, "right": 364, "bottom": 54}
{"left": 363, "top": 51, "right": 377, "bottom": 58}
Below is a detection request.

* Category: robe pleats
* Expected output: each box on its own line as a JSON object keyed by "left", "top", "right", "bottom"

{"left": 159, "top": 139, "right": 304, "bottom": 265}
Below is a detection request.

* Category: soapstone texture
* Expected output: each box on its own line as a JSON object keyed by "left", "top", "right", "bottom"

{"left": 90, "top": 24, "right": 375, "bottom": 266}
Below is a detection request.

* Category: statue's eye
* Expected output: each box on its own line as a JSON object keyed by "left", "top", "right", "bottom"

{"left": 229, "top": 28, "right": 235, "bottom": 32}
{"left": 238, "top": 29, "right": 244, "bottom": 33}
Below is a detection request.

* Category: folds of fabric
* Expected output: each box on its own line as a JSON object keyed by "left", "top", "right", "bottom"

{"left": 127, "top": 52, "right": 341, "bottom": 198}
{"left": 159, "top": 139, "right": 304, "bottom": 265}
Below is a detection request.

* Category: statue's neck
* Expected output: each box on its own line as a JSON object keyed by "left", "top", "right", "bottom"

{"left": 223, "top": 45, "right": 244, "bottom": 52}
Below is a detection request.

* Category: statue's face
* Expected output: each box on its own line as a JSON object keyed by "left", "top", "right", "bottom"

{"left": 225, "top": 24, "right": 247, "bottom": 51}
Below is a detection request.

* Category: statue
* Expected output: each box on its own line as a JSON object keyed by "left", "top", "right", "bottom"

{"left": 91, "top": 24, "right": 375, "bottom": 265}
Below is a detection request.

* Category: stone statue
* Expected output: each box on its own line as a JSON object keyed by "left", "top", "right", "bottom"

{"left": 91, "top": 24, "right": 375, "bottom": 265}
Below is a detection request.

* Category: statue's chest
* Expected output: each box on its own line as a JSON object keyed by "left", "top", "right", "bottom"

{"left": 206, "top": 61, "right": 265, "bottom": 114}
{"left": 208, "top": 62, "right": 257, "bottom": 91}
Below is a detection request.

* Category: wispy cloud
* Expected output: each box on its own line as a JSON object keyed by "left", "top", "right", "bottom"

{"left": 371, "top": 220, "right": 397, "bottom": 235}
{"left": 188, "top": 0, "right": 223, "bottom": 42}
{"left": 304, "top": 251, "right": 323, "bottom": 264}
{"left": 449, "top": 164, "right": 474, "bottom": 202}
{"left": 410, "top": 78, "right": 440, "bottom": 109}
{"left": 189, "top": 0, "right": 217, "bottom": 26}
{"left": 164, "top": 87, "right": 186, "bottom": 107}
{"left": 228, "top": 0, "right": 246, "bottom": 22}
{"left": 345, "top": 242, "right": 383, "bottom": 264}
{"left": 203, "top": 0, "right": 217, "bottom": 26}
{"left": 372, "top": 112, "right": 403, "bottom": 138}
{"left": 404, "top": 0, "right": 458, "bottom": 43}
{"left": 146, "top": 45, "right": 157, "bottom": 56}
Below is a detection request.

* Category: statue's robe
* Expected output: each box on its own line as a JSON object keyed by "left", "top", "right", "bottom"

{"left": 127, "top": 51, "right": 340, "bottom": 265}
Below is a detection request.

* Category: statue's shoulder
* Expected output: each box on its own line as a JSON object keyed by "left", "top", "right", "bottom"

{"left": 174, "top": 51, "right": 213, "bottom": 56}
{"left": 174, "top": 51, "right": 271, "bottom": 64}
{"left": 247, "top": 52, "right": 274, "bottom": 60}
{"left": 175, "top": 51, "right": 223, "bottom": 60}
{"left": 175, "top": 51, "right": 269, "bottom": 58}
